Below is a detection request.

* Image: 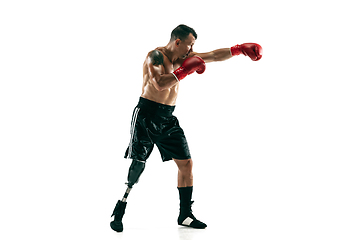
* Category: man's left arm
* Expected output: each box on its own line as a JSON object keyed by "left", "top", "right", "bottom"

{"left": 193, "top": 43, "right": 263, "bottom": 63}
{"left": 193, "top": 48, "right": 232, "bottom": 63}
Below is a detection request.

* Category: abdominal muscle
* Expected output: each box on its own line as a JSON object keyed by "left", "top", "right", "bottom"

{"left": 140, "top": 78, "right": 179, "bottom": 106}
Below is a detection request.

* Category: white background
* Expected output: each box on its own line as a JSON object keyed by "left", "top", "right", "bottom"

{"left": 1, "top": 0, "right": 359, "bottom": 239}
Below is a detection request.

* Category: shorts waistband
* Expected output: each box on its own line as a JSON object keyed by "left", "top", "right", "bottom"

{"left": 137, "top": 97, "right": 175, "bottom": 116}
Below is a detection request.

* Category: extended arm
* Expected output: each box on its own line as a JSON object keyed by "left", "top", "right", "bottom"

{"left": 194, "top": 48, "right": 232, "bottom": 63}
{"left": 193, "top": 43, "right": 263, "bottom": 63}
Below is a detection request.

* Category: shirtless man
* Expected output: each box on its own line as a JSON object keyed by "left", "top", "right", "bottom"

{"left": 110, "top": 24, "right": 262, "bottom": 232}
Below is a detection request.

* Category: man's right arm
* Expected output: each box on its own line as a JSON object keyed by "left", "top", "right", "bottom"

{"left": 147, "top": 50, "right": 207, "bottom": 91}
{"left": 147, "top": 50, "right": 178, "bottom": 92}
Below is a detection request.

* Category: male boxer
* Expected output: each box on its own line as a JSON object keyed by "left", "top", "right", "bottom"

{"left": 111, "top": 24, "right": 262, "bottom": 232}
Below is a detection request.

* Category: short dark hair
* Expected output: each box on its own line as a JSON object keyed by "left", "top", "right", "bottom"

{"left": 170, "top": 24, "right": 197, "bottom": 42}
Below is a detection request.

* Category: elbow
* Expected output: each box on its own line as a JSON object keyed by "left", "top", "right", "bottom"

{"left": 152, "top": 78, "right": 167, "bottom": 91}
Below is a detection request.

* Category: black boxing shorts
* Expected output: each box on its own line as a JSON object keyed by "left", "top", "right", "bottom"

{"left": 124, "top": 97, "right": 191, "bottom": 162}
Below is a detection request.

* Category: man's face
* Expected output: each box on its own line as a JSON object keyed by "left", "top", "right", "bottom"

{"left": 178, "top": 33, "right": 196, "bottom": 59}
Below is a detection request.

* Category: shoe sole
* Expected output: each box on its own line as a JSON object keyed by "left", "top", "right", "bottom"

{"left": 178, "top": 223, "right": 207, "bottom": 229}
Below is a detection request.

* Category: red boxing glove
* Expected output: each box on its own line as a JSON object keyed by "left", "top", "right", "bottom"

{"left": 231, "top": 43, "right": 263, "bottom": 61}
{"left": 172, "top": 56, "right": 206, "bottom": 81}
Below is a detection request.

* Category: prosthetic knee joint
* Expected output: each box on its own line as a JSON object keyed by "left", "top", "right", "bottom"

{"left": 121, "top": 159, "right": 145, "bottom": 202}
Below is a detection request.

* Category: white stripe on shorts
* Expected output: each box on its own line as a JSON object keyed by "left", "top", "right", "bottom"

{"left": 127, "top": 107, "right": 140, "bottom": 159}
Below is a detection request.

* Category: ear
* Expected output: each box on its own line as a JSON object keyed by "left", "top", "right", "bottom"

{"left": 175, "top": 39, "right": 181, "bottom": 47}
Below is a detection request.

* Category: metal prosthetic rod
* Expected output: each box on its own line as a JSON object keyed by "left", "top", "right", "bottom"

{"left": 121, "top": 160, "right": 146, "bottom": 202}
{"left": 121, "top": 187, "right": 132, "bottom": 202}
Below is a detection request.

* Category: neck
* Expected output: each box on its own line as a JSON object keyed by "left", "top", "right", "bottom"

{"left": 164, "top": 43, "right": 179, "bottom": 63}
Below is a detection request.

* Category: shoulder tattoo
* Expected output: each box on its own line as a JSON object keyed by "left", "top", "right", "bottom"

{"left": 149, "top": 50, "right": 164, "bottom": 66}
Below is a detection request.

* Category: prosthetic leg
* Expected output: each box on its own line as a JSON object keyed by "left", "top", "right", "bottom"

{"left": 110, "top": 160, "right": 145, "bottom": 232}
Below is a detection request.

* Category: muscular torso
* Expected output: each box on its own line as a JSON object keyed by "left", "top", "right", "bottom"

{"left": 141, "top": 47, "right": 183, "bottom": 106}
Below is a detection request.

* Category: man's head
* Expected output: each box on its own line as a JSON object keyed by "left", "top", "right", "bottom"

{"left": 170, "top": 24, "right": 197, "bottom": 42}
{"left": 170, "top": 24, "right": 197, "bottom": 59}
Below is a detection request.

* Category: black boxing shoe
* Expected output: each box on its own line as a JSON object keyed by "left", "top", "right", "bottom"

{"left": 178, "top": 201, "right": 207, "bottom": 229}
{"left": 110, "top": 200, "right": 127, "bottom": 232}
